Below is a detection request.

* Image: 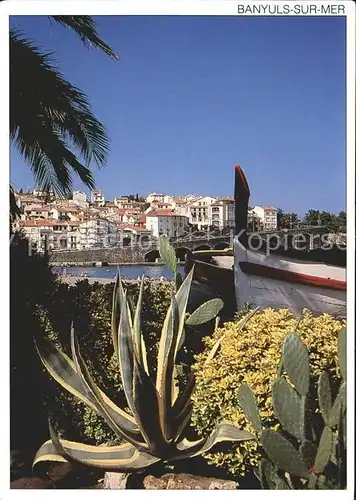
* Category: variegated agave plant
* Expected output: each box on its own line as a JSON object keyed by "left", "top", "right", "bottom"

{"left": 33, "top": 267, "right": 254, "bottom": 473}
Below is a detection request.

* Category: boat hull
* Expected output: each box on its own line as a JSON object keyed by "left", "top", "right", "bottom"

{"left": 185, "top": 250, "right": 236, "bottom": 318}
{"left": 234, "top": 236, "right": 346, "bottom": 317}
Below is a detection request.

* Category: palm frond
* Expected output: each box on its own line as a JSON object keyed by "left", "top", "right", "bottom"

{"left": 10, "top": 29, "right": 109, "bottom": 197}
{"left": 50, "top": 16, "right": 118, "bottom": 59}
{"left": 10, "top": 185, "right": 21, "bottom": 224}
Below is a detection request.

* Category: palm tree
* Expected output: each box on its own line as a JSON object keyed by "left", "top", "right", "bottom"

{"left": 10, "top": 16, "right": 118, "bottom": 212}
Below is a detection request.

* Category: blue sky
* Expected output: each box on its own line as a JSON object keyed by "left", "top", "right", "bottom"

{"left": 10, "top": 15, "right": 346, "bottom": 215}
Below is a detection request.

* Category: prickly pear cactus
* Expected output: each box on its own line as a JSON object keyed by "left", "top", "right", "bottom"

{"left": 237, "top": 327, "right": 347, "bottom": 489}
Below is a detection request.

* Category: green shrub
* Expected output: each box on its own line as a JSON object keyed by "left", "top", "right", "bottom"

{"left": 191, "top": 308, "right": 345, "bottom": 479}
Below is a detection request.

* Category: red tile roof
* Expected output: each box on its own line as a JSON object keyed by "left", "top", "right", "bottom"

{"left": 55, "top": 205, "right": 80, "bottom": 212}
{"left": 21, "top": 220, "right": 55, "bottom": 227}
{"left": 24, "top": 204, "right": 49, "bottom": 211}
{"left": 116, "top": 224, "right": 150, "bottom": 232}
{"left": 146, "top": 210, "right": 184, "bottom": 217}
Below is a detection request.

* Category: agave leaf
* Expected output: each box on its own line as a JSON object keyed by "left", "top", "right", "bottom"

{"left": 272, "top": 378, "right": 304, "bottom": 441}
{"left": 156, "top": 267, "right": 194, "bottom": 385}
{"left": 260, "top": 429, "right": 310, "bottom": 479}
{"left": 34, "top": 335, "right": 139, "bottom": 434}
{"left": 338, "top": 328, "right": 346, "bottom": 381}
{"left": 174, "top": 422, "right": 255, "bottom": 460}
{"left": 70, "top": 325, "right": 147, "bottom": 448}
{"left": 118, "top": 292, "right": 138, "bottom": 418}
{"left": 328, "top": 382, "right": 346, "bottom": 428}
{"left": 132, "top": 355, "right": 168, "bottom": 454}
{"left": 185, "top": 298, "right": 224, "bottom": 326}
{"left": 174, "top": 266, "right": 194, "bottom": 356}
{"left": 237, "top": 383, "right": 262, "bottom": 434}
{"left": 318, "top": 371, "right": 332, "bottom": 426}
{"left": 33, "top": 421, "right": 160, "bottom": 472}
{"left": 205, "top": 334, "right": 225, "bottom": 363}
{"left": 175, "top": 271, "right": 183, "bottom": 291}
{"left": 111, "top": 270, "right": 121, "bottom": 360}
{"left": 156, "top": 294, "right": 180, "bottom": 440}
{"left": 174, "top": 401, "right": 193, "bottom": 442}
{"left": 133, "top": 277, "right": 148, "bottom": 372}
{"left": 282, "top": 333, "right": 309, "bottom": 396}
{"left": 172, "top": 372, "right": 195, "bottom": 418}
{"left": 159, "top": 235, "right": 177, "bottom": 274}
{"left": 171, "top": 365, "right": 180, "bottom": 406}
{"left": 314, "top": 426, "right": 333, "bottom": 474}
{"left": 214, "top": 315, "right": 221, "bottom": 330}
{"left": 236, "top": 306, "right": 260, "bottom": 329}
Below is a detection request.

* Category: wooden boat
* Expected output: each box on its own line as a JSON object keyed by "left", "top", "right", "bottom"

{"left": 184, "top": 248, "right": 235, "bottom": 317}
{"left": 233, "top": 165, "right": 346, "bottom": 317}
{"left": 185, "top": 165, "right": 346, "bottom": 318}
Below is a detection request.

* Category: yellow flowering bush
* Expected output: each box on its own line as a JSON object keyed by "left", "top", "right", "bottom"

{"left": 191, "top": 308, "right": 345, "bottom": 479}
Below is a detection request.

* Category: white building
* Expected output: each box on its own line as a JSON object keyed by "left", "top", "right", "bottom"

{"left": 146, "top": 201, "right": 173, "bottom": 212}
{"left": 79, "top": 218, "right": 118, "bottom": 248}
{"left": 146, "top": 193, "right": 165, "bottom": 204}
{"left": 91, "top": 189, "right": 105, "bottom": 206}
{"left": 20, "top": 220, "right": 55, "bottom": 252}
{"left": 71, "top": 191, "right": 88, "bottom": 209}
{"left": 113, "top": 196, "right": 139, "bottom": 210}
{"left": 247, "top": 209, "right": 263, "bottom": 231}
{"left": 23, "top": 204, "right": 50, "bottom": 221}
{"left": 116, "top": 225, "right": 152, "bottom": 245}
{"left": 188, "top": 196, "right": 217, "bottom": 230}
{"left": 49, "top": 205, "right": 81, "bottom": 222}
{"left": 251, "top": 206, "right": 278, "bottom": 230}
{"left": 15, "top": 193, "right": 43, "bottom": 210}
{"left": 146, "top": 211, "right": 189, "bottom": 238}
{"left": 210, "top": 198, "right": 235, "bottom": 229}
{"left": 20, "top": 220, "right": 81, "bottom": 251}
{"left": 163, "top": 195, "right": 174, "bottom": 204}
{"left": 32, "top": 188, "right": 55, "bottom": 201}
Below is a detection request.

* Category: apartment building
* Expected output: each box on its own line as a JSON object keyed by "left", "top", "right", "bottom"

{"left": 20, "top": 220, "right": 81, "bottom": 251}
{"left": 79, "top": 218, "right": 118, "bottom": 248}
{"left": 188, "top": 196, "right": 217, "bottom": 230}
{"left": 15, "top": 193, "right": 44, "bottom": 210}
{"left": 116, "top": 224, "right": 152, "bottom": 245}
{"left": 32, "top": 188, "right": 55, "bottom": 202}
{"left": 23, "top": 204, "right": 50, "bottom": 221}
{"left": 49, "top": 205, "right": 80, "bottom": 222}
{"left": 113, "top": 196, "right": 141, "bottom": 210}
{"left": 146, "top": 211, "right": 189, "bottom": 238}
{"left": 210, "top": 197, "right": 235, "bottom": 229}
{"left": 251, "top": 206, "right": 278, "bottom": 230}
{"left": 146, "top": 193, "right": 165, "bottom": 204}
{"left": 20, "top": 220, "right": 55, "bottom": 252}
{"left": 71, "top": 191, "right": 88, "bottom": 209}
{"left": 91, "top": 189, "right": 105, "bottom": 206}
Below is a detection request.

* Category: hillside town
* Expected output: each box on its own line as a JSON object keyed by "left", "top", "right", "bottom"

{"left": 13, "top": 187, "right": 278, "bottom": 252}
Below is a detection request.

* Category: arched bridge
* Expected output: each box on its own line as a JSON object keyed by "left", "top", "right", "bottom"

{"left": 49, "top": 235, "right": 232, "bottom": 266}
{"left": 143, "top": 235, "right": 231, "bottom": 262}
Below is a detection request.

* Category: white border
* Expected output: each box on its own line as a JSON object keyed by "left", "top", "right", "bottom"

{"left": 2, "top": 2, "right": 355, "bottom": 499}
